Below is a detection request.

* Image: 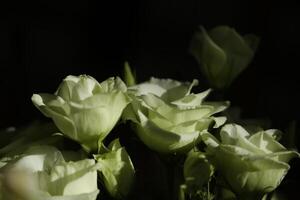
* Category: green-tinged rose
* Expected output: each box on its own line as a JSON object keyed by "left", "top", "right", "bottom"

{"left": 94, "top": 138, "right": 135, "bottom": 199}
{"left": 201, "top": 124, "right": 300, "bottom": 200}
{"left": 123, "top": 77, "right": 228, "bottom": 153}
{"left": 190, "top": 26, "right": 259, "bottom": 89}
{"left": 32, "top": 75, "right": 130, "bottom": 152}
{"left": 0, "top": 145, "right": 99, "bottom": 200}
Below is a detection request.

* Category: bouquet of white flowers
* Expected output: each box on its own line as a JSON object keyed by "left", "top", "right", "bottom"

{"left": 0, "top": 26, "right": 298, "bottom": 200}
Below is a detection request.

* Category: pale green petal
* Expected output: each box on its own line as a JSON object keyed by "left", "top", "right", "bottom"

{"left": 264, "top": 129, "right": 282, "bottom": 141}
{"left": 141, "top": 93, "right": 166, "bottom": 109}
{"left": 55, "top": 75, "right": 79, "bottom": 101}
{"left": 158, "top": 106, "right": 213, "bottom": 125}
{"left": 99, "top": 77, "right": 114, "bottom": 92}
{"left": 209, "top": 26, "right": 255, "bottom": 85}
{"left": 160, "top": 79, "right": 198, "bottom": 102}
{"left": 108, "top": 138, "right": 122, "bottom": 151}
{"left": 63, "top": 75, "right": 81, "bottom": 83}
{"left": 201, "top": 101, "right": 230, "bottom": 115}
{"left": 149, "top": 77, "right": 188, "bottom": 92}
{"left": 136, "top": 94, "right": 227, "bottom": 154}
{"left": 209, "top": 26, "right": 253, "bottom": 57}
{"left": 32, "top": 94, "right": 69, "bottom": 116}
{"left": 129, "top": 77, "right": 182, "bottom": 97}
{"left": 235, "top": 169, "right": 288, "bottom": 199}
{"left": 142, "top": 95, "right": 215, "bottom": 125}
{"left": 68, "top": 92, "right": 130, "bottom": 151}
{"left": 220, "top": 124, "right": 255, "bottom": 152}
{"left": 249, "top": 131, "right": 287, "bottom": 153}
{"left": 113, "top": 77, "right": 127, "bottom": 92}
{"left": 217, "top": 145, "right": 289, "bottom": 169}
{"left": 169, "top": 118, "right": 213, "bottom": 134}
{"left": 46, "top": 159, "right": 98, "bottom": 196}
{"left": 51, "top": 116, "right": 77, "bottom": 144}
{"left": 212, "top": 116, "right": 227, "bottom": 128}
{"left": 71, "top": 92, "right": 129, "bottom": 109}
{"left": 201, "top": 131, "right": 220, "bottom": 148}
{"left": 148, "top": 108, "right": 174, "bottom": 130}
{"left": 1, "top": 146, "right": 65, "bottom": 173}
{"left": 95, "top": 139, "right": 135, "bottom": 199}
{"left": 100, "top": 77, "right": 127, "bottom": 93}
{"left": 121, "top": 98, "right": 144, "bottom": 124}
{"left": 70, "top": 107, "right": 111, "bottom": 148}
{"left": 71, "top": 75, "right": 99, "bottom": 101}
{"left": 171, "top": 89, "right": 211, "bottom": 109}
{"left": 268, "top": 151, "right": 300, "bottom": 163}
{"left": 31, "top": 94, "right": 77, "bottom": 140}
{"left": 134, "top": 112, "right": 201, "bottom": 153}
{"left": 129, "top": 77, "right": 198, "bottom": 101}
{"left": 129, "top": 81, "right": 168, "bottom": 97}
{"left": 221, "top": 125, "right": 290, "bottom": 156}
{"left": 221, "top": 124, "right": 250, "bottom": 142}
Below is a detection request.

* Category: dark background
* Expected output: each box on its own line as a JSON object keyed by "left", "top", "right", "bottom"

{"left": 1, "top": 0, "right": 300, "bottom": 137}
{"left": 1, "top": 1, "right": 300, "bottom": 199}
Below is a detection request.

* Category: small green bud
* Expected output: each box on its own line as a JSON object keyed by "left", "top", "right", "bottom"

{"left": 94, "top": 139, "right": 135, "bottom": 199}
{"left": 123, "top": 61, "right": 136, "bottom": 87}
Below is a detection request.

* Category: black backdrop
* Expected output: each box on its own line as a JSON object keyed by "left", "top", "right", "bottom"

{"left": 1, "top": 0, "right": 300, "bottom": 198}
{"left": 1, "top": 0, "right": 300, "bottom": 139}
